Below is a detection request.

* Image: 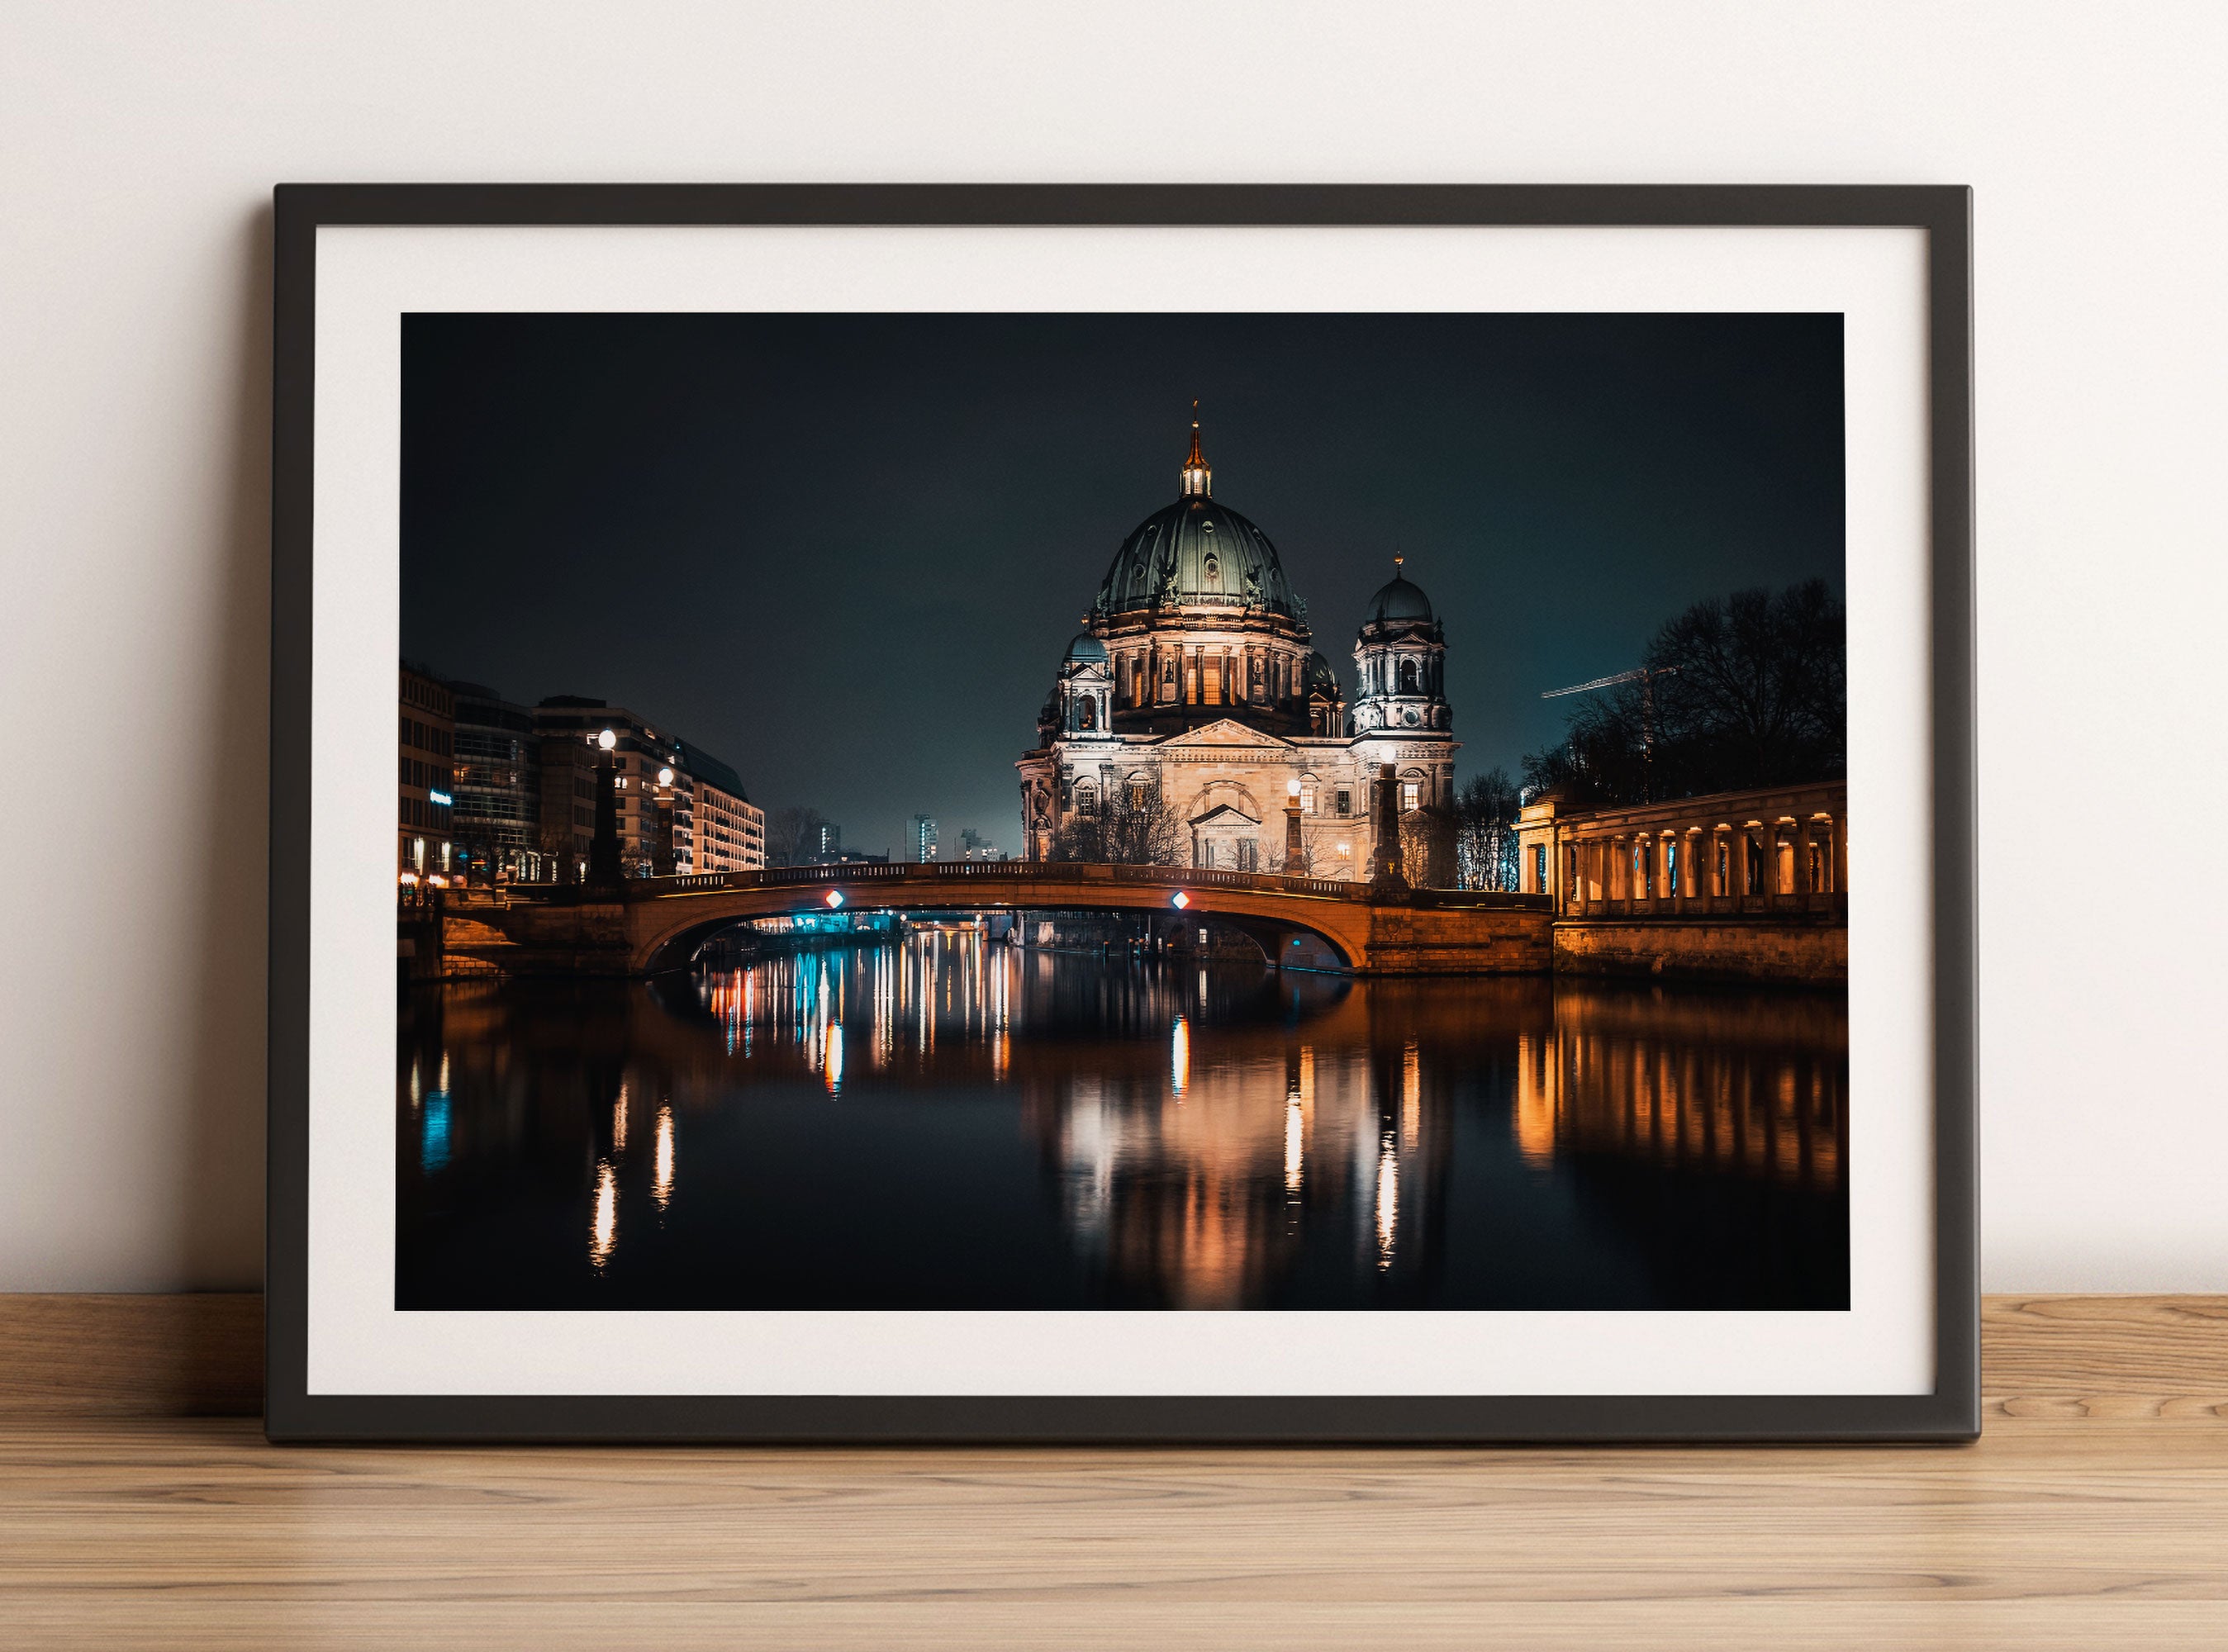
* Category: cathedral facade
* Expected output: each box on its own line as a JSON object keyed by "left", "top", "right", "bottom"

{"left": 1018, "top": 419, "right": 1457, "bottom": 882}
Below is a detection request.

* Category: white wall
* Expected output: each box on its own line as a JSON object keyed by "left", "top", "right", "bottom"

{"left": 3, "top": 2, "right": 2222, "bottom": 1292}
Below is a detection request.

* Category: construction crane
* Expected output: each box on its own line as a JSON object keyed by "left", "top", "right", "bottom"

{"left": 1542, "top": 663, "right": 1679, "bottom": 802}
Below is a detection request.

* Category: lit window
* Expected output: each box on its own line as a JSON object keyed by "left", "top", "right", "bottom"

{"left": 1300, "top": 784, "right": 1317, "bottom": 814}
{"left": 1401, "top": 781, "right": 1420, "bottom": 811}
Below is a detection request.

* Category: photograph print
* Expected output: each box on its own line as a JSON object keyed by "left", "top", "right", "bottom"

{"left": 395, "top": 309, "right": 1850, "bottom": 1316}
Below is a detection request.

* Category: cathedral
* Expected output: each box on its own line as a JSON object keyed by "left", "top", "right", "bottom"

{"left": 1018, "top": 416, "right": 1457, "bottom": 882}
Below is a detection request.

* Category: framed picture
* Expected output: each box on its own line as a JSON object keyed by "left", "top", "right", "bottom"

{"left": 268, "top": 184, "right": 1975, "bottom": 1442}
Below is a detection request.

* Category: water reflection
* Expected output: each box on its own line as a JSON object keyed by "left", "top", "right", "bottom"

{"left": 397, "top": 933, "right": 1847, "bottom": 1310}
{"left": 653, "top": 1104, "right": 675, "bottom": 1212}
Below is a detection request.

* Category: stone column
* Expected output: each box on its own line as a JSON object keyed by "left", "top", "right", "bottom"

{"left": 1371, "top": 761, "right": 1407, "bottom": 889}
{"left": 1795, "top": 817, "right": 1816, "bottom": 899}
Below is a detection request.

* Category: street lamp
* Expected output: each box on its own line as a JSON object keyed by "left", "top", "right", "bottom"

{"left": 1285, "top": 777, "right": 1304, "bottom": 870}
{"left": 587, "top": 729, "right": 623, "bottom": 885}
{"left": 653, "top": 765, "right": 678, "bottom": 877}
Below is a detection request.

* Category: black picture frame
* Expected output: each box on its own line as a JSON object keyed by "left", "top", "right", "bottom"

{"left": 267, "top": 183, "right": 1977, "bottom": 1444}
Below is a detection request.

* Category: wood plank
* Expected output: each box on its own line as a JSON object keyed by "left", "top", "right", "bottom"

{"left": 7, "top": 1292, "right": 2228, "bottom": 1420}
{"left": 3, "top": 1417, "right": 2227, "bottom": 1648}
{"left": 1983, "top": 1294, "right": 2228, "bottom": 1418}
{"left": 0, "top": 1296, "right": 2225, "bottom": 1647}
{"left": 0, "top": 1293, "right": 260, "bottom": 1417}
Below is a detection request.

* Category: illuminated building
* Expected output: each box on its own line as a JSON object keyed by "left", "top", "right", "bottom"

{"left": 533, "top": 696, "right": 762, "bottom": 881}
{"left": 397, "top": 663, "right": 454, "bottom": 881}
{"left": 446, "top": 681, "right": 542, "bottom": 882}
{"left": 677, "top": 740, "right": 766, "bottom": 874}
{"left": 1016, "top": 415, "right": 1458, "bottom": 881}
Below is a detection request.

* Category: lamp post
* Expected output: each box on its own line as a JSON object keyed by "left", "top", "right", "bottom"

{"left": 1285, "top": 776, "right": 1304, "bottom": 871}
{"left": 587, "top": 728, "right": 624, "bottom": 886}
{"left": 653, "top": 765, "right": 677, "bottom": 877}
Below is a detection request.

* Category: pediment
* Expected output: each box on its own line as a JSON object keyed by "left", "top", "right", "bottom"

{"left": 1189, "top": 803, "right": 1262, "bottom": 828}
{"left": 1167, "top": 719, "right": 1294, "bottom": 751}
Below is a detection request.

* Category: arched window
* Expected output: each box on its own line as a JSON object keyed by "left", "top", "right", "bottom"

{"left": 1399, "top": 657, "right": 1418, "bottom": 693}
{"left": 1076, "top": 695, "right": 1095, "bottom": 730}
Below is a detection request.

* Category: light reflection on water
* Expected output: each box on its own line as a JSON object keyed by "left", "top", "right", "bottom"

{"left": 397, "top": 933, "right": 1847, "bottom": 1311}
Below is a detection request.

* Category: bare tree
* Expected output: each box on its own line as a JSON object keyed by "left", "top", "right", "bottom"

{"left": 1048, "top": 787, "right": 1185, "bottom": 866}
{"left": 1454, "top": 767, "right": 1523, "bottom": 891}
{"left": 764, "top": 805, "right": 831, "bottom": 866}
{"left": 1398, "top": 802, "right": 1456, "bottom": 890}
{"left": 1526, "top": 579, "right": 1846, "bottom": 808}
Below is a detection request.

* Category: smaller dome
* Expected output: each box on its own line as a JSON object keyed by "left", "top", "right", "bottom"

{"left": 1064, "top": 633, "right": 1109, "bottom": 665}
{"left": 1368, "top": 574, "right": 1432, "bottom": 622}
{"left": 1303, "top": 650, "right": 1340, "bottom": 691}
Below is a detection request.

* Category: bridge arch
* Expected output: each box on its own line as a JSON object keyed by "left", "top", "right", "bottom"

{"left": 623, "top": 863, "right": 1371, "bottom": 976}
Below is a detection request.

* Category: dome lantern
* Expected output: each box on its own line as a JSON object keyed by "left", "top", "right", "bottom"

{"left": 1180, "top": 401, "right": 1212, "bottom": 499}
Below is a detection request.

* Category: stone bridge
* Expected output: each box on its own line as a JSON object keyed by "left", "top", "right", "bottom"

{"left": 430, "top": 860, "right": 1551, "bottom": 978}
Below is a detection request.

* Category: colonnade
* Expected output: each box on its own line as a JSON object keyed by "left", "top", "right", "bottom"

{"left": 1517, "top": 785, "right": 1850, "bottom": 918}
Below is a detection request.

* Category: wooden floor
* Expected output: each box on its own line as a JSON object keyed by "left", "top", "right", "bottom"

{"left": 2, "top": 1295, "right": 2226, "bottom": 1649}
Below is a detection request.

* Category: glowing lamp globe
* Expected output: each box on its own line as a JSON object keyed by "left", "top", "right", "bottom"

{"left": 658, "top": 767, "right": 675, "bottom": 786}
{"left": 596, "top": 729, "right": 617, "bottom": 752}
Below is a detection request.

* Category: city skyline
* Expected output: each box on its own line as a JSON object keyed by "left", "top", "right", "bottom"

{"left": 401, "top": 311, "right": 1846, "bottom": 857}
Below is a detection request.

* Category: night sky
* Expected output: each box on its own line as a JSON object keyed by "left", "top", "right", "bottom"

{"left": 401, "top": 312, "right": 1844, "bottom": 857}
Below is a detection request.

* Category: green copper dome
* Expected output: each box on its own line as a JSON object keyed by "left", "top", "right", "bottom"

{"left": 1094, "top": 497, "right": 1301, "bottom": 620}
{"left": 1367, "top": 567, "right": 1433, "bottom": 622}
{"left": 1091, "top": 421, "right": 1303, "bottom": 622}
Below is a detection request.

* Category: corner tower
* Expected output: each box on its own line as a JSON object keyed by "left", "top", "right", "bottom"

{"left": 1352, "top": 558, "right": 1450, "bottom": 734}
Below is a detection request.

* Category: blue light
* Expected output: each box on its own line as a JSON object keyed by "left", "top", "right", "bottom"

{"left": 421, "top": 1091, "right": 451, "bottom": 1174}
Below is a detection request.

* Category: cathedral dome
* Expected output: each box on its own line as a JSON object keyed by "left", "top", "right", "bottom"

{"left": 1064, "top": 633, "right": 1109, "bottom": 665}
{"left": 1092, "top": 420, "right": 1302, "bottom": 621}
{"left": 1367, "top": 567, "right": 1433, "bottom": 622}
{"left": 1302, "top": 650, "right": 1340, "bottom": 691}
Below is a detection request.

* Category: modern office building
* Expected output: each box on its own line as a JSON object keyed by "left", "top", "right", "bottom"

{"left": 447, "top": 682, "right": 542, "bottom": 882}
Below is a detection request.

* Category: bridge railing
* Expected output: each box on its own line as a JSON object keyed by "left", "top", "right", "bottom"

{"left": 501, "top": 860, "right": 1551, "bottom": 911}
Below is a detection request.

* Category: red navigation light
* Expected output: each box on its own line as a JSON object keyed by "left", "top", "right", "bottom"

{"left": 1171, "top": 890, "right": 1191, "bottom": 909}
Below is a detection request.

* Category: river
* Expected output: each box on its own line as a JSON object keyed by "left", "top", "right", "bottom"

{"left": 397, "top": 933, "right": 1847, "bottom": 1311}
